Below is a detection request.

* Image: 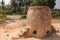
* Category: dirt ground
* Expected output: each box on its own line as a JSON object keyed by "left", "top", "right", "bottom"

{"left": 0, "top": 19, "right": 60, "bottom": 40}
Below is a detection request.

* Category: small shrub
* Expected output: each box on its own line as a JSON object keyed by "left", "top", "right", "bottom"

{"left": 20, "top": 14, "right": 27, "bottom": 19}
{"left": 52, "top": 11, "right": 59, "bottom": 18}
{"left": 52, "top": 11, "right": 60, "bottom": 19}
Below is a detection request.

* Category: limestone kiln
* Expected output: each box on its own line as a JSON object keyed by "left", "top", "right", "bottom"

{"left": 24, "top": 6, "right": 52, "bottom": 38}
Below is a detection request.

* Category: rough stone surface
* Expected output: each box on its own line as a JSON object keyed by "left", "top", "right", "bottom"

{"left": 24, "top": 6, "right": 52, "bottom": 38}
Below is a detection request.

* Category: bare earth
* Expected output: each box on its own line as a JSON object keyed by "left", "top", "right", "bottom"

{"left": 0, "top": 19, "right": 60, "bottom": 40}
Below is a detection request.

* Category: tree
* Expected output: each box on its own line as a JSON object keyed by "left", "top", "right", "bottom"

{"left": 47, "top": 0, "right": 56, "bottom": 9}
{"left": 1, "top": 0, "right": 5, "bottom": 13}
{"left": 10, "top": 0, "right": 33, "bottom": 14}
{"left": 30, "top": 0, "right": 56, "bottom": 9}
{"left": 10, "top": 0, "right": 17, "bottom": 13}
{"left": 10, "top": 0, "right": 23, "bottom": 14}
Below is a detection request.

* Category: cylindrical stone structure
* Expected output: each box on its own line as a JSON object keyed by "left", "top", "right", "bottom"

{"left": 25, "top": 6, "right": 52, "bottom": 38}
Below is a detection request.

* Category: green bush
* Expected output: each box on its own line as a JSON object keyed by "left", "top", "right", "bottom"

{"left": 51, "top": 11, "right": 60, "bottom": 19}
{"left": 52, "top": 13, "right": 58, "bottom": 17}
{"left": 20, "top": 14, "right": 27, "bottom": 19}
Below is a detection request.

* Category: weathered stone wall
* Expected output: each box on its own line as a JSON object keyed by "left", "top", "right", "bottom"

{"left": 24, "top": 6, "right": 52, "bottom": 38}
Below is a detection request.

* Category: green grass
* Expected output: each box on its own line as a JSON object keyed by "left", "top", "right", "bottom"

{"left": 52, "top": 16, "right": 60, "bottom": 19}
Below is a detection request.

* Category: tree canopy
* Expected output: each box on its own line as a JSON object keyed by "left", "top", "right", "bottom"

{"left": 0, "top": 0, "right": 56, "bottom": 14}
{"left": 30, "top": 0, "right": 56, "bottom": 9}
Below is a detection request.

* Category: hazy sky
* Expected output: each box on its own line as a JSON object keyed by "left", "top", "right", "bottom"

{"left": 0, "top": 0, "right": 60, "bottom": 9}
{"left": 54, "top": 0, "right": 60, "bottom": 9}
{"left": 0, "top": 0, "right": 11, "bottom": 4}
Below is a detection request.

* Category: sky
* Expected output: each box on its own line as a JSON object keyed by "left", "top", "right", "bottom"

{"left": 54, "top": 0, "right": 60, "bottom": 9}
{"left": 0, "top": 0, "right": 11, "bottom": 5}
{"left": 0, "top": 0, "right": 60, "bottom": 9}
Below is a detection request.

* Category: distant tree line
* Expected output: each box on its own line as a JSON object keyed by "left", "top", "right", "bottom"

{"left": 0, "top": 0, "right": 56, "bottom": 15}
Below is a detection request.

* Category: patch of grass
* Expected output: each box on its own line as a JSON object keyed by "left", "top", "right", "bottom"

{"left": 0, "top": 13, "right": 14, "bottom": 20}
{"left": 0, "top": 13, "right": 6, "bottom": 18}
{"left": 52, "top": 16, "right": 60, "bottom": 19}
{"left": 4, "top": 17, "right": 14, "bottom": 20}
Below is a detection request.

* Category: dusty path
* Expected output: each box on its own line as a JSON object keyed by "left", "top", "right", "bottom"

{"left": 0, "top": 19, "right": 60, "bottom": 40}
